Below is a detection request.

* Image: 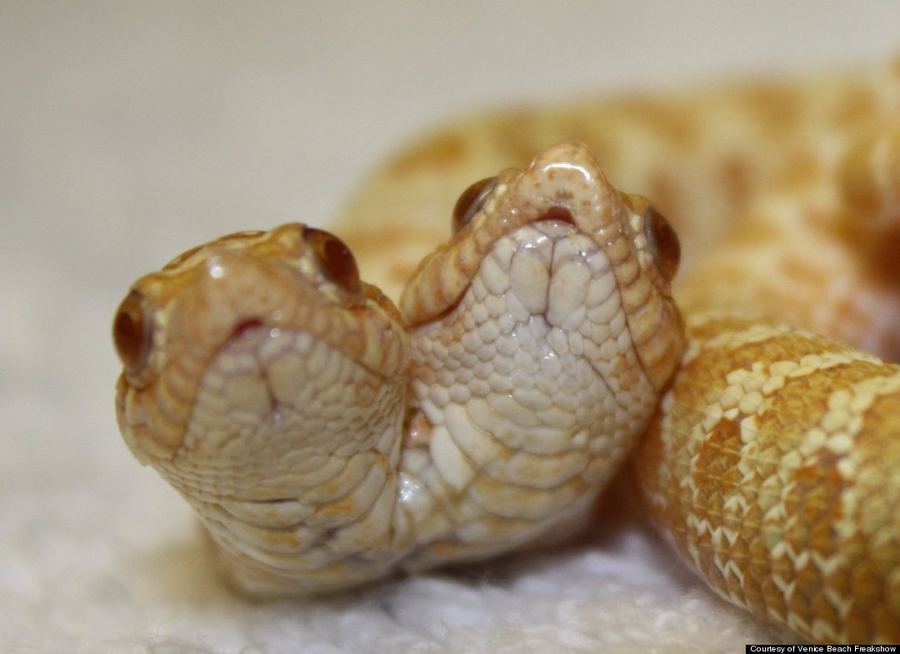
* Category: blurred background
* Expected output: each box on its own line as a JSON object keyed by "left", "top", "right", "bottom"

{"left": 2, "top": 2, "right": 898, "bottom": 651}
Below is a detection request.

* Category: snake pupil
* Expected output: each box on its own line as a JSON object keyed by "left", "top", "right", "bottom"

{"left": 303, "top": 227, "right": 361, "bottom": 294}
{"left": 452, "top": 176, "right": 498, "bottom": 233}
{"left": 644, "top": 207, "right": 680, "bottom": 281}
{"left": 113, "top": 290, "right": 152, "bottom": 373}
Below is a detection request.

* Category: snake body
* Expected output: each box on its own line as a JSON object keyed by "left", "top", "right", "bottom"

{"left": 115, "top": 143, "right": 683, "bottom": 594}
{"left": 114, "top": 62, "right": 900, "bottom": 642}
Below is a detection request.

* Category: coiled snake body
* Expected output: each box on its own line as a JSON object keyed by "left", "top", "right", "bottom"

{"left": 114, "top": 63, "right": 900, "bottom": 643}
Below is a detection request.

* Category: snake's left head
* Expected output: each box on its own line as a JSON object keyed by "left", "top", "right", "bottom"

{"left": 112, "top": 224, "right": 406, "bottom": 468}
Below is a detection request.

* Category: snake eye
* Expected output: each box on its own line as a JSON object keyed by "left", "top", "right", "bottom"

{"left": 452, "top": 176, "right": 498, "bottom": 233}
{"left": 113, "top": 290, "right": 153, "bottom": 373}
{"left": 303, "top": 227, "right": 361, "bottom": 294}
{"left": 643, "top": 207, "right": 680, "bottom": 281}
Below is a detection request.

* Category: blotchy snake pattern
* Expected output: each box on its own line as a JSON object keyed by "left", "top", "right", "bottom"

{"left": 114, "top": 61, "right": 900, "bottom": 643}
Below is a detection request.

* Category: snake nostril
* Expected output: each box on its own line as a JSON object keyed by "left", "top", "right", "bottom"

{"left": 537, "top": 206, "right": 574, "bottom": 224}
{"left": 230, "top": 319, "right": 265, "bottom": 341}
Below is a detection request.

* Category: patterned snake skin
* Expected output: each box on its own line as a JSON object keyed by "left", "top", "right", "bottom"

{"left": 114, "top": 62, "right": 900, "bottom": 643}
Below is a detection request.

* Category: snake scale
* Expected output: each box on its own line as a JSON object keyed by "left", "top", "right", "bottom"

{"left": 114, "top": 61, "right": 900, "bottom": 643}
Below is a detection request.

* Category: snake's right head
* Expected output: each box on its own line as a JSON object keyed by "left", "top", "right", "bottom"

{"left": 402, "top": 141, "right": 686, "bottom": 394}
{"left": 113, "top": 224, "right": 407, "bottom": 475}
{"left": 392, "top": 143, "right": 686, "bottom": 552}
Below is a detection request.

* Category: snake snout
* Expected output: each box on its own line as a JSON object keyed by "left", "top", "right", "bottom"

{"left": 501, "top": 218, "right": 602, "bottom": 330}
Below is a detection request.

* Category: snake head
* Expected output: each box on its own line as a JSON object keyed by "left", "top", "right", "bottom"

{"left": 113, "top": 224, "right": 407, "bottom": 469}
{"left": 402, "top": 141, "right": 685, "bottom": 391}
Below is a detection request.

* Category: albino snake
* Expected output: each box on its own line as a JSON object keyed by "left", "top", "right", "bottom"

{"left": 114, "top": 62, "right": 900, "bottom": 643}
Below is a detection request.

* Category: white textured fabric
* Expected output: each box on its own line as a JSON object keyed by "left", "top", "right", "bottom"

{"left": 3, "top": 3, "right": 898, "bottom": 651}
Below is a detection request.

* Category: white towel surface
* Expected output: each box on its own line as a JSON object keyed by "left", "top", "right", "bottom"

{"left": 3, "top": 3, "right": 898, "bottom": 652}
